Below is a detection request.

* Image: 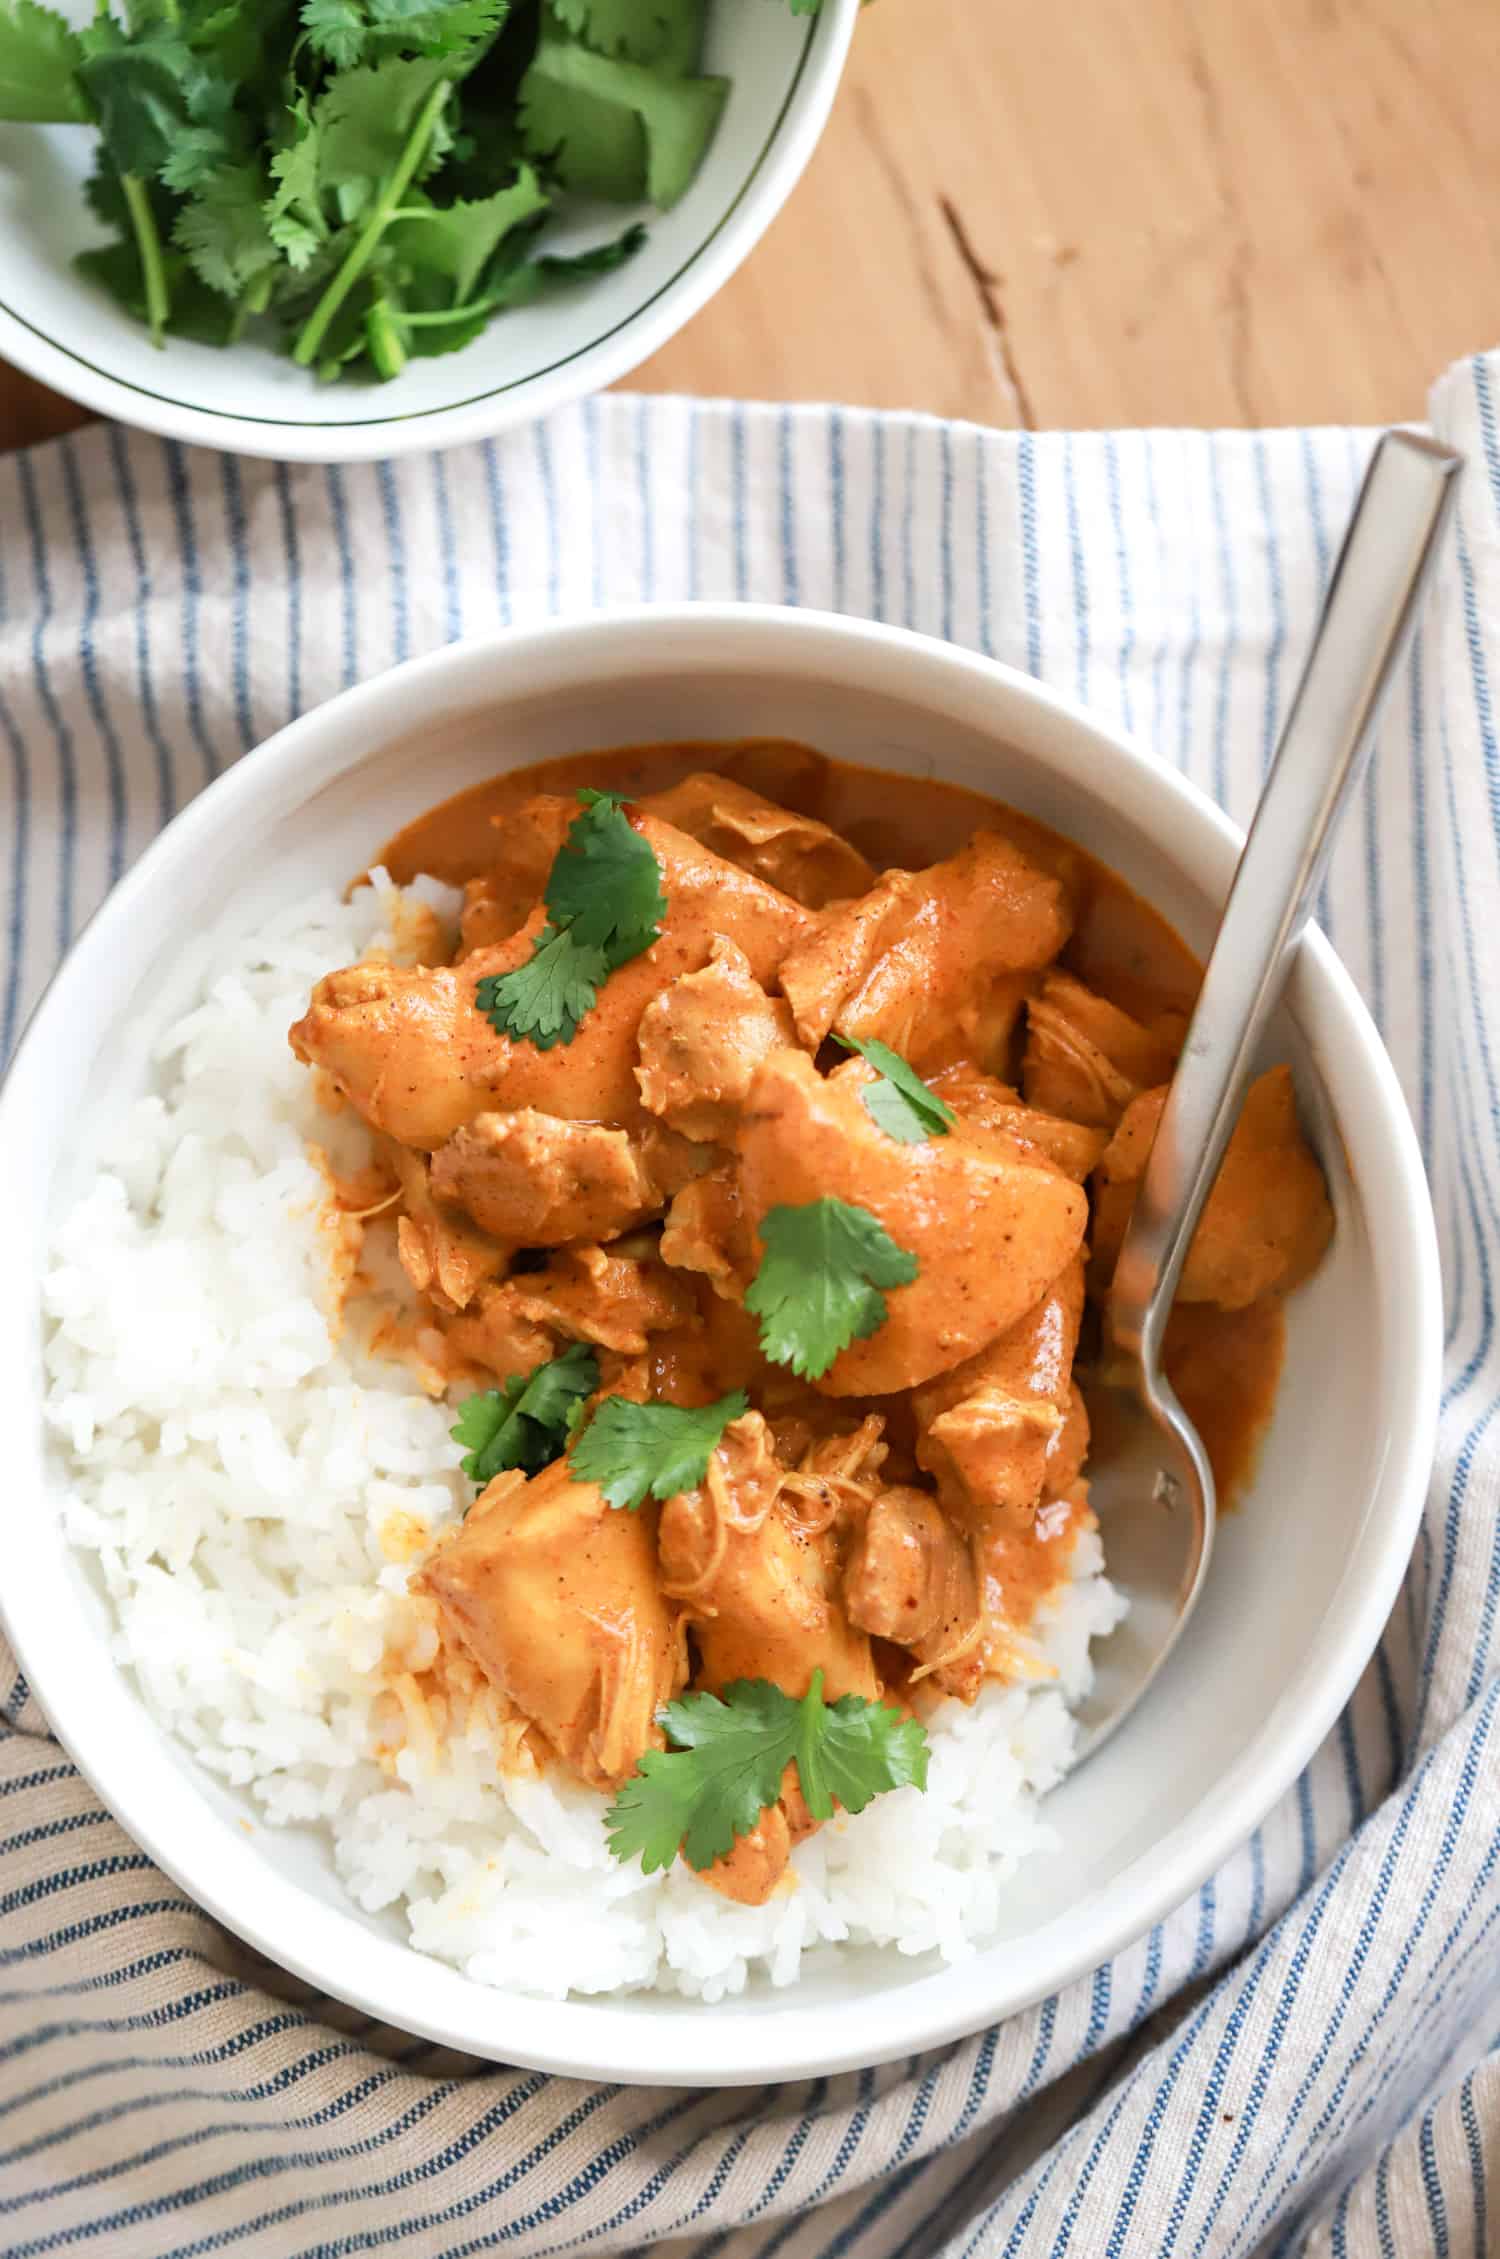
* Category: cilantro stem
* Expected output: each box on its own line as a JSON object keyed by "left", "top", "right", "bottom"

{"left": 120, "top": 175, "right": 169, "bottom": 348}
{"left": 291, "top": 77, "right": 451, "bottom": 368}
{"left": 228, "top": 271, "right": 273, "bottom": 346}
{"left": 386, "top": 298, "right": 501, "bottom": 327}
{"left": 365, "top": 290, "right": 408, "bottom": 380}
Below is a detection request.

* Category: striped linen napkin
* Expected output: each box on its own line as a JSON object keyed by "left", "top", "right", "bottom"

{"left": 1, "top": 366, "right": 1497, "bottom": 2258}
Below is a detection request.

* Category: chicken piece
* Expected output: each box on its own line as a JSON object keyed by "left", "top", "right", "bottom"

{"left": 701, "top": 1802, "right": 794, "bottom": 1905}
{"left": 843, "top": 1485, "right": 984, "bottom": 1699}
{"left": 633, "top": 1290, "right": 774, "bottom": 1409}
{"left": 911, "top": 1258, "right": 1085, "bottom": 1517}
{"left": 440, "top": 1281, "right": 552, "bottom": 1384}
{"left": 387, "top": 1141, "right": 508, "bottom": 1313}
{"left": 1020, "top": 969, "right": 1178, "bottom": 1130}
{"left": 736, "top": 1052, "right": 1088, "bottom": 1396}
{"left": 977, "top": 1484, "right": 1095, "bottom": 1669}
{"left": 510, "top": 1243, "right": 697, "bottom": 1351}
{"left": 636, "top": 938, "right": 799, "bottom": 1143}
{"left": 290, "top": 809, "right": 812, "bottom": 1146}
{"left": 928, "top": 1062, "right": 1109, "bottom": 1182}
{"left": 415, "top": 1458, "right": 682, "bottom": 1788}
{"left": 642, "top": 773, "right": 877, "bottom": 909}
{"left": 777, "top": 829, "right": 1072, "bottom": 1070}
{"left": 1044, "top": 1385, "right": 1091, "bottom": 1502}
{"left": 698, "top": 1762, "right": 818, "bottom": 1906}
{"left": 659, "top": 1164, "right": 755, "bottom": 1300}
{"left": 1091, "top": 1065, "right": 1333, "bottom": 1308}
{"left": 636, "top": 1121, "right": 714, "bottom": 1200}
{"left": 430, "top": 1111, "right": 663, "bottom": 1246}
{"left": 658, "top": 1411, "right": 879, "bottom": 1700}
{"left": 442, "top": 1244, "right": 696, "bottom": 1381}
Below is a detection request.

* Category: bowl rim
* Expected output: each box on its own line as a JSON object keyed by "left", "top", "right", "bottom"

{"left": 0, "top": 604, "right": 1442, "bottom": 2085}
{"left": 0, "top": 0, "right": 857, "bottom": 462}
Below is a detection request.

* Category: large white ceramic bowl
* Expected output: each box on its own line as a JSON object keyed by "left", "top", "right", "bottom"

{"left": 0, "top": 607, "right": 1439, "bottom": 2086}
{"left": 0, "top": 3, "right": 856, "bottom": 460}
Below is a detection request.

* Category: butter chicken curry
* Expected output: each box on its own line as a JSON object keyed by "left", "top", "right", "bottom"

{"left": 289, "top": 742, "right": 1333, "bottom": 1903}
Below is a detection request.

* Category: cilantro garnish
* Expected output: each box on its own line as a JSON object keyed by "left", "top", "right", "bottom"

{"left": 744, "top": 1198, "right": 919, "bottom": 1381}
{"left": 835, "top": 1034, "right": 956, "bottom": 1145}
{"left": 0, "top": 0, "right": 778, "bottom": 378}
{"left": 450, "top": 1342, "right": 599, "bottom": 1487}
{"left": 604, "top": 1670, "right": 930, "bottom": 1874}
{"left": 476, "top": 788, "right": 666, "bottom": 1049}
{"left": 569, "top": 1389, "right": 748, "bottom": 1510}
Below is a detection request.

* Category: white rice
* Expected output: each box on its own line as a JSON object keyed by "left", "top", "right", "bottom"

{"left": 44, "top": 877, "right": 1127, "bottom": 2002}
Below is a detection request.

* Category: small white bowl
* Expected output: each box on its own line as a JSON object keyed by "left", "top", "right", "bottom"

{"left": 0, "top": 4, "right": 856, "bottom": 461}
{"left": 0, "top": 607, "right": 1439, "bottom": 2086}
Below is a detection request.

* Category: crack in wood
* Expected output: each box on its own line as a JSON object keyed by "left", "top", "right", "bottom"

{"left": 851, "top": 84, "right": 951, "bottom": 335}
{"left": 937, "top": 194, "right": 1036, "bottom": 431}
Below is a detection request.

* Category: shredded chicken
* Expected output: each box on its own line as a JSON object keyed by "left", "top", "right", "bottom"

{"left": 911, "top": 1259, "right": 1086, "bottom": 1519}
{"left": 386, "top": 1140, "right": 507, "bottom": 1312}
{"left": 636, "top": 937, "right": 800, "bottom": 1142}
{"left": 430, "top": 1111, "right": 664, "bottom": 1246}
{"left": 658, "top": 1412, "right": 880, "bottom": 1701}
{"left": 1020, "top": 968, "right": 1179, "bottom": 1129}
{"left": 643, "top": 772, "right": 877, "bottom": 908}
{"left": 414, "top": 1459, "right": 684, "bottom": 1789}
{"left": 778, "top": 827, "right": 1073, "bottom": 1069}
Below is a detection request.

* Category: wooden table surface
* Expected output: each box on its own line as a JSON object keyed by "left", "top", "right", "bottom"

{"left": 4, "top": 0, "right": 1498, "bottom": 451}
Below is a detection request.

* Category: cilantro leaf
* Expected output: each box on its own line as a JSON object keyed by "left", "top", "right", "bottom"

{"left": 835, "top": 1034, "right": 956, "bottom": 1145}
{"left": 519, "top": 17, "right": 727, "bottom": 207}
{"left": 569, "top": 1389, "right": 748, "bottom": 1511}
{"left": 550, "top": 0, "right": 703, "bottom": 70}
{"left": 384, "top": 162, "right": 549, "bottom": 300}
{"left": 76, "top": 235, "right": 242, "bottom": 344}
{"left": 604, "top": 1671, "right": 930, "bottom": 1875}
{"left": 173, "top": 163, "right": 279, "bottom": 297}
{"left": 745, "top": 1198, "right": 919, "bottom": 1381}
{"left": 476, "top": 924, "right": 610, "bottom": 1050}
{"left": 302, "top": 0, "right": 366, "bottom": 69}
{"left": 477, "top": 790, "right": 664, "bottom": 1048}
{"left": 75, "top": 21, "right": 235, "bottom": 183}
{"left": 265, "top": 100, "right": 327, "bottom": 269}
{"left": 544, "top": 789, "right": 666, "bottom": 958}
{"left": 312, "top": 53, "right": 455, "bottom": 220}
{"left": 450, "top": 1342, "right": 599, "bottom": 1486}
{"left": 302, "top": 0, "right": 506, "bottom": 69}
{"left": 0, "top": 0, "right": 89, "bottom": 122}
{"left": 467, "top": 219, "right": 645, "bottom": 315}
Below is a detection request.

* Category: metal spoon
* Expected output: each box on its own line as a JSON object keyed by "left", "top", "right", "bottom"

{"left": 1073, "top": 427, "right": 1461, "bottom": 1763}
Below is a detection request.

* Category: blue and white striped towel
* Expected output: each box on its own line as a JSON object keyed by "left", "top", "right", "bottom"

{"left": 1, "top": 365, "right": 1498, "bottom": 2257}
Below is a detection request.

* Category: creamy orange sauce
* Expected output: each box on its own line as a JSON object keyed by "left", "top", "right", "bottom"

{"left": 377, "top": 738, "right": 1279, "bottom": 1504}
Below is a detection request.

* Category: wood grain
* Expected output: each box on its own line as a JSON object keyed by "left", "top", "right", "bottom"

{"left": 5, "top": 0, "right": 1499, "bottom": 451}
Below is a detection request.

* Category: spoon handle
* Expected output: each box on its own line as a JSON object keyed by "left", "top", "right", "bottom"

{"left": 1109, "top": 427, "right": 1462, "bottom": 1372}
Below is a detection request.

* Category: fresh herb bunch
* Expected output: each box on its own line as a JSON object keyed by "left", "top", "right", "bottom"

{"left": 0, "top": 0, "right": 819, "bottom": 381}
